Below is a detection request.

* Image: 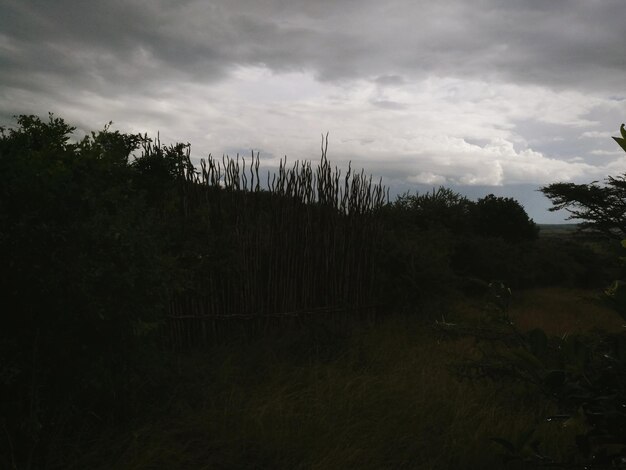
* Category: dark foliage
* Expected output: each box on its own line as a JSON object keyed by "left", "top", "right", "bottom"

{"left": 385, "top": 187, "right": 592, "bottom": 291}
{"left": 438, "top": 273, "right": 626, "bottom": 467}
{"left": 0, "top": 115, "right": 389, "bottom": 468}
{"left": 471, "top": 194, "right": 538, "bottom": 242}
{"left": 378, "top": 189, "right": 461, "bottom": 312}
{"left": 392, "top": 187, "right": 474, "bottom": 233}
{"left": 0, "top": 115, "right": 178, "bottom": 469}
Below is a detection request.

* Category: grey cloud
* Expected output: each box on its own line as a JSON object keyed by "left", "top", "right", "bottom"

{"left": 374, "top": 75, "right": 406, "bottom": 87}
{"left": 0, "top": 0, "right": 229, "bottom": 93}
{"left": 464, "top": 138, "right": 490, "bottom": 148}
{"left": 2, "top": 0, "right": 625, "bottom": 98}
{"left": 370, "top": 100, "right": 408, "bottom": 110}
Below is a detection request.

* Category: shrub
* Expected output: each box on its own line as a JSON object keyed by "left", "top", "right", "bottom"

{"left": 471, "top": 194, "right": 538, "bottom": 242}
{"left": 0, "top": 115, "right": 173, "bottom": 468}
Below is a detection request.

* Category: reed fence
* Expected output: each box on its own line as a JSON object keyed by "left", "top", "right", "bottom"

{"left": 151, "top": 135, "right": 388, "bottom": 349}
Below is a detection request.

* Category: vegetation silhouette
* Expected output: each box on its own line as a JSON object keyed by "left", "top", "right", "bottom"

{"left": 1, "top": 114, "right": 622, "bottom": 469}
{"left": 541, "top": 125, "right": 626, "bottom": 240}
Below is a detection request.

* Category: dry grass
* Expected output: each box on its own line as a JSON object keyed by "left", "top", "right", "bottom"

{"left": 62, "top": 287, "right": 620, "bottom": 469}
{"left": 509, "top": 287, "right": 624, "bottom": 335}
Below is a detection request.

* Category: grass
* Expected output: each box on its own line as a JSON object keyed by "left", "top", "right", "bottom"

{"left": 56, "top": 288, "right": 624, "bottom": 469}
{"left": 537, "top": 223, "right": 579, "bottom": 239}
{"left": 509, "top": 287, "right": 625, "bottom": 335}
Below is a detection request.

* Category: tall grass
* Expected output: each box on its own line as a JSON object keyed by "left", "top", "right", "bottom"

{"left": 52, "top": 288, "right": 622, "bottom": 469}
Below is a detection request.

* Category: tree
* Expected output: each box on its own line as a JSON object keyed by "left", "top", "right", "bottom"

{"left": 540, "top": 124, "right": 626, "bottom": 240}
{"left": 471, "top": 194, "right": 538, "bottom": 242}
{"left": 391, "top": 186, "right": 474, "bottom": 233}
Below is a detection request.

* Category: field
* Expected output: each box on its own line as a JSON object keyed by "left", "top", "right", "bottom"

{"left": 537, "top": 224, "right": 579, "bottom": 237}
{"left": 57, "top": 287, "right": 624, "bottom": 470}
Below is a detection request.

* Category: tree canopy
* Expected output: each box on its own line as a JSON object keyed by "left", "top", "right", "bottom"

{"left": 390, "top": 188, "right": 537, "bottom": 242}
{"left": 541, "top": 124, "right": 626, "bottom": 240}
{"left": 472, "top": 194, "right": 538, "bottom": 242}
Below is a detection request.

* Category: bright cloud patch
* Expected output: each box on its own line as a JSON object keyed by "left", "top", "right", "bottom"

{"left": 408, "top": 172, "right": 447, "bottom": 185}
{"left": 2, "top": 66, "right": 620, "bottom": 192}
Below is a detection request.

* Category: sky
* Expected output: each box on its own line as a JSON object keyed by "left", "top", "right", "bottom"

{"left": 1, "top": 0, "right": 625, "bottom": 222}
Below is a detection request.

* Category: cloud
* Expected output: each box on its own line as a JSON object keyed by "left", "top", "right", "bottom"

{"left": 1, "top": 0, "right": 625, "bottom": 222}
{"left": 407, "top": 172, "right": 447, "bottom": 185}
{"left": 581, "top": 131, "right": 613, "bottom": 139}
{"left": 370, "top": 100, "right": 408, "bottom": 110}
{"left": 374, "top": 75, "right": 406, "bottom": 87}
{"left": 591, "top": 149, "right": 624, "bottom": 156}
{"left": 2, "top": 0, "right": 625, "bottom": 95}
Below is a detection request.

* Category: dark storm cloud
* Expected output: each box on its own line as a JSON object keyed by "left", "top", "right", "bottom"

{"left": 1, "top": 0, "right": 625, "bottom": 95}
{"left": 213, "top": 0, "right": 626, "bottom": 90}
{"left": 0, "top": 0, "right": 230, "bottom": 91}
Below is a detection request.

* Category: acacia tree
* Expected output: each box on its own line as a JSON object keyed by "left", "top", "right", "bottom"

{"left": 541, "top": 124, "right": 626, "bottom": 240}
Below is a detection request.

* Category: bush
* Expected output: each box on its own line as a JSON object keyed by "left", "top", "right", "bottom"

{"left": 0, "top": 115, "right": 174, "bottom": 468}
